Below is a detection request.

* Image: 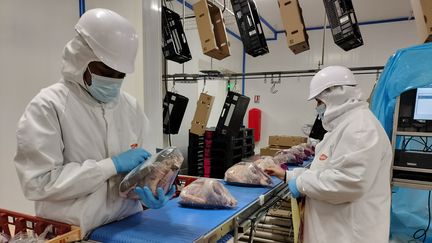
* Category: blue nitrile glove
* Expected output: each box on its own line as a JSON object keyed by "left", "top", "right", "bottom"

{"left": 134, "top": 186, "right": 176, "bottom": 209}
{"left": 289, "top": 177, "right": 301, "bottom": 198}
{"left": 112, "top": 148, "right": 151, "bottom": 174}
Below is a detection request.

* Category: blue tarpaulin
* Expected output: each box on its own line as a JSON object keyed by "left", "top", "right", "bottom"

{"left": 370, "top": 42, "right": 432, "bottom": 242}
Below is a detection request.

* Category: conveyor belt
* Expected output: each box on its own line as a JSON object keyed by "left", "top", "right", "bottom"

{"left": 89, "top": 177, "right": 284, "bottom": 243}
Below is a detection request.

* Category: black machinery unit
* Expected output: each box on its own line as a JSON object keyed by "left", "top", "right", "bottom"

{"left": 231, "top": 0, "right": 269, "bottom": 57}
{"left": 216, "top": 92, "right": 250, "bottom": 136}
{"left": 162, "top": 6, "right": 192, "bottom": 63}
{"left": 163, "top": 91, "right": 189, "bottom": 134}
{"left": 323, "top": 0, "right": 363, "bottom": 51}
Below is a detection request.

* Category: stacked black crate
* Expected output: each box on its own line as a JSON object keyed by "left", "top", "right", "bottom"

{"left": 210, "top": 132, "right": 244, "bottom": 179}
{"left": 242, "top": 128, "right": 255, "bottom": 158}
{"left": 188, "top": 132, "right": 205, "bottom": 176}
{"left": 203, "top": 129, "right": 215, "bottom": 178}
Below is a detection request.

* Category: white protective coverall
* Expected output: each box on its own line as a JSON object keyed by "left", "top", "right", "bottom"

{"left": 14, "top": 35, "right": 155, "bottom": 236}
{"left": 291, "top": 85, "right": 392, "bottom": 243}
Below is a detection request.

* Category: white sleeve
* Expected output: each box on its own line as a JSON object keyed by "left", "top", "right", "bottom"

{"left": 136, "top": 101, "right": 156, "bottom": 154}
{"left": 285, "top": 168, "right": 307, "bottom": 182}
{"left": 14, "top": 94, "right": 117, "bottom": 201}
{"left": 296, "top": 124, "right": 385, "bottom": 205}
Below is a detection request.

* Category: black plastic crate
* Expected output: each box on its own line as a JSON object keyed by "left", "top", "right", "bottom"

{"left": 162, "top": 6, "right": 192, "bottom": 63}
{"left": 231, "top": 0, "right": 269, "bottom": 57}
{"left": 323, "top": 0, "right": 363, "bottom": 51}
{"left": 163, "top": 92, "right": 189, "bottom": 134}
{"left": 216, "top": 92, "right": 250, "bottom": 136}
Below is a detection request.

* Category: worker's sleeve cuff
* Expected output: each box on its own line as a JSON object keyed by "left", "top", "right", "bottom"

{"left": 97, "top": 158, "right": 117, "bottom": 179}
{"left": 285, "top": 170, "right": 294, "bottom": 183}
{"left": 295, "top": 176, "right": 306, "bottom": 195}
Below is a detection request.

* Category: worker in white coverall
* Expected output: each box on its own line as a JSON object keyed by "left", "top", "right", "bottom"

{"left": 266, "top": 66, "right": 392, "bottom": 243}
{"left": 14, "top": 9, "right": 174, "bottom": 237}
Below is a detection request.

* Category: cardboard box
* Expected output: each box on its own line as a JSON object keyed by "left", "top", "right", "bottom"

{"left": 278, "top": 0, "right": 309, "bottom": 54}
{"left": 269, "top": 135, "right": 307, "bottom": 147}
{"left": 260, "top": 146, "right": 283, "bottom": 156}
{"left": 190, "top": 93, "right": 215, "bottom": 136}
{"left": 193, "top": 0, "right": 231, "bottom": 60}
{"left": 411, "top": 0, "right": 432, "bottom": 43}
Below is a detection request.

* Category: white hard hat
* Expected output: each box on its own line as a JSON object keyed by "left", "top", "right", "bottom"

{"left": 308, "top": 66, "right": 357, "bottom": 100}
{"left": 75, "top": 8, "right": 138, "bottom": 73}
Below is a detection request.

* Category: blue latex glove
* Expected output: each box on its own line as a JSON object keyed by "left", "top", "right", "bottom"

{"left": 135, "top": 186, "right": 175, "bottom": 209}
{"left": 112, "top": 148, "right": 151, "bottom": 174}
{"left": 288, "top": 177, "right": 301, "bottom": 198}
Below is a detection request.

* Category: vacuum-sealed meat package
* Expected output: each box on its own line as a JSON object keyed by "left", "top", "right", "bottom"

{"left": 254, "top": 156, "right": 278, "bottom": 170}
{"left": 119, "top": 147, "right": 183, "bottom": 199}
{"left": 179, "top": 178, "right": 237, "bottom": 209}
{"left": 225, "top": 162, "right": 273, "bottom": 186}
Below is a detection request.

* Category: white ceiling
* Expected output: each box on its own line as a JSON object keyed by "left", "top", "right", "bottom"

{"left": 169, "top": 0, "right": 412, "bottom": 36}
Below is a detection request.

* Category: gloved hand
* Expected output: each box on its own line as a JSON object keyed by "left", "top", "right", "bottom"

{"left": 112, "top": 148, "right": 151, "bottom": 174}
{"left": 135, "top": 186, "right": 175, "bottom": 209}
{"left": 288, "top": 177, "right": 301, "bottom": 198}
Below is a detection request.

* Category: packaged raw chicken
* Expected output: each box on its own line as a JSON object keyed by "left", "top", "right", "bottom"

{"left": 225, "top": 162, "right": 273, "bottom": 186}
{"left": 254, "top": 156, "right": 278, "bottom": 170}
{"left": 119, "top": 147, "right": 183, "bottom": 199}
{"left": 179, "top": 178, "right": 237, "bottom": 209}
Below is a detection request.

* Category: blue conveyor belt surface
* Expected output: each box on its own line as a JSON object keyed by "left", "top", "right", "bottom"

{"left": 89, "top": 177, "right": 283, "bottom": 243}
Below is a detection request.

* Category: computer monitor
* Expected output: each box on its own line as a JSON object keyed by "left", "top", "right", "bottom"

{"left": 414, "top": 87, "right": 432, "bottom": 121}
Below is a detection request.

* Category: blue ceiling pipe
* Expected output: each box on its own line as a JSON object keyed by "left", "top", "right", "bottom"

{"left": 79, "top": 0, "right": 86, "bottom": 17}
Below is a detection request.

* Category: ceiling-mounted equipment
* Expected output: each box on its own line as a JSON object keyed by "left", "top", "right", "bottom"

{"left": 216, "top": 91, "right": 250, "bottom": 136}
{"left": 230, "top": 0, "right": 269, "bottom": 57}
{"left": 278, "top": 0, "right": 310, "bottom": 54}
{"left": 193, "top": 0, "right": 231, "bottom": 60}
{"left": 410, "top": 0, "right": 432, "bottom": 43}
{"left": 163, "top": 91, "right": 189, "bottom": 134}
{"left": 323, "top": 0, "right": 363, "bottom": 51}
{"left": 162, "top": 6, "right": 192, "bottom": 63}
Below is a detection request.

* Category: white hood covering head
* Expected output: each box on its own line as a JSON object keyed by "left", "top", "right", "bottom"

{"left": 61, "top": 34, "right": 99, "bottom": 87}
{"left": 317, "top": 85, "right": 366, "bottom": 131}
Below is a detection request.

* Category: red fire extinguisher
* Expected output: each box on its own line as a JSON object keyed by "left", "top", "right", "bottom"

{"left": 248, "top": 108, "right": 261, "bottom": 142}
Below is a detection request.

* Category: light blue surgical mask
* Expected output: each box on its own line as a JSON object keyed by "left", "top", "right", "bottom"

{"left": 86, "top": 68, "right": 124, "bottom": 103}
{"left": 316, "top": 103, "right": 326, "bottom": 120}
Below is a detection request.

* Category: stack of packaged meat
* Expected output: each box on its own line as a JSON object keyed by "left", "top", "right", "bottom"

{"left": 272, "top": 143, "right": 315, "bottom": 167}
{"left": 178, "top": 178, "right": 237, "bottom": 209}
{"left": 119, "top": 147, "right": 183, "bottom": 199}
{"left": 224, "top": 162, "right": 273, "bottom": 186}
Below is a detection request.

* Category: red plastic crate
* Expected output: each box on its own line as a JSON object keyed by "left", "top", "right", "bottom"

{"left": 0, "top": 208, "right": 81, "bottom": 243}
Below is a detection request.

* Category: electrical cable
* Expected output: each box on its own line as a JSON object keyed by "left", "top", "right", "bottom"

{"left": 410, "top": 191, "right": 431, "bottom": 243}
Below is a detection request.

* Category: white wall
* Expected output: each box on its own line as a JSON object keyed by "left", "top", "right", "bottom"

{"left": 244, "top": 21, "right": 420, "bottom": 150}
{"left": 0, "top": 0, "right": 144, "bottom": 215}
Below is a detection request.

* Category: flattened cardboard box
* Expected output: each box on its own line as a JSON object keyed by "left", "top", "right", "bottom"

{"left": 278, "top": 0, "right": 309, "bottom": 54}
{"left": 269, "top": 135, "right": 307, "bottom": 147}
{"left": 411, "top": 0, "right": 432, "bottom": 43}
{"left": 260, "top": 146, "right": 282, "bottom": 156}
{"left": 190, "top": 93, "right": 215, "bottom": 136}
{"left": 193, "top": 0, "right": 231, "bottom": 60}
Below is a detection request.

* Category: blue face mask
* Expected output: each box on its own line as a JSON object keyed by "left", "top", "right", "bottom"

{"left": 316, "top": 103, "right": 326, "bottom": 120}
{"left": 86, "top": 69, "right": 124, "bottom": 103}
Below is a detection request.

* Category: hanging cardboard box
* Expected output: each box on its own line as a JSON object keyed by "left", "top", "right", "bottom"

{"left": 269, "top": 135, "right": 307, "bottom": 147}
{"left": 193, "top": 0, "right": 231, "bottom": 60}
{"left": 411, "top": 0, "right": 432, "bottom": 43}
{"left": 190, "top": 93, "right": 215, "bottom": 136}
{"left": 278, "top": 0, "right": 310, "bottom": 54}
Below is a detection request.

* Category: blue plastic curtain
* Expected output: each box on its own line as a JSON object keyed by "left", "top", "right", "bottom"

{"left": 370, "top": 42, "right": 432, "bottom": 241}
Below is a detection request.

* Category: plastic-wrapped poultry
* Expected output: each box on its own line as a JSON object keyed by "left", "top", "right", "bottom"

{"left": 179, "top": 178, "right": 237, "bottom": 209}
{"left": 254, "top": 156, "right": 278, "bottom": 170}
{"left": 225, "top": 162, "right": 273, "bottom": 186}
{"left": 119, "top": 147, "right": 183, "bottom": 199}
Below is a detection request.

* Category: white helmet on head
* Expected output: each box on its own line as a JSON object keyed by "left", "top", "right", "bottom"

{"left": 308, "top": 66, "right": 357, "bottom": 100}
{"left": 75, "top": 8, "right": 138, "bottom": 73}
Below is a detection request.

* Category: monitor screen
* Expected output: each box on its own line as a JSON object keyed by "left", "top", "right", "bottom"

{"left": 414, "top": 87, "right": 432, "bottom": 120}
